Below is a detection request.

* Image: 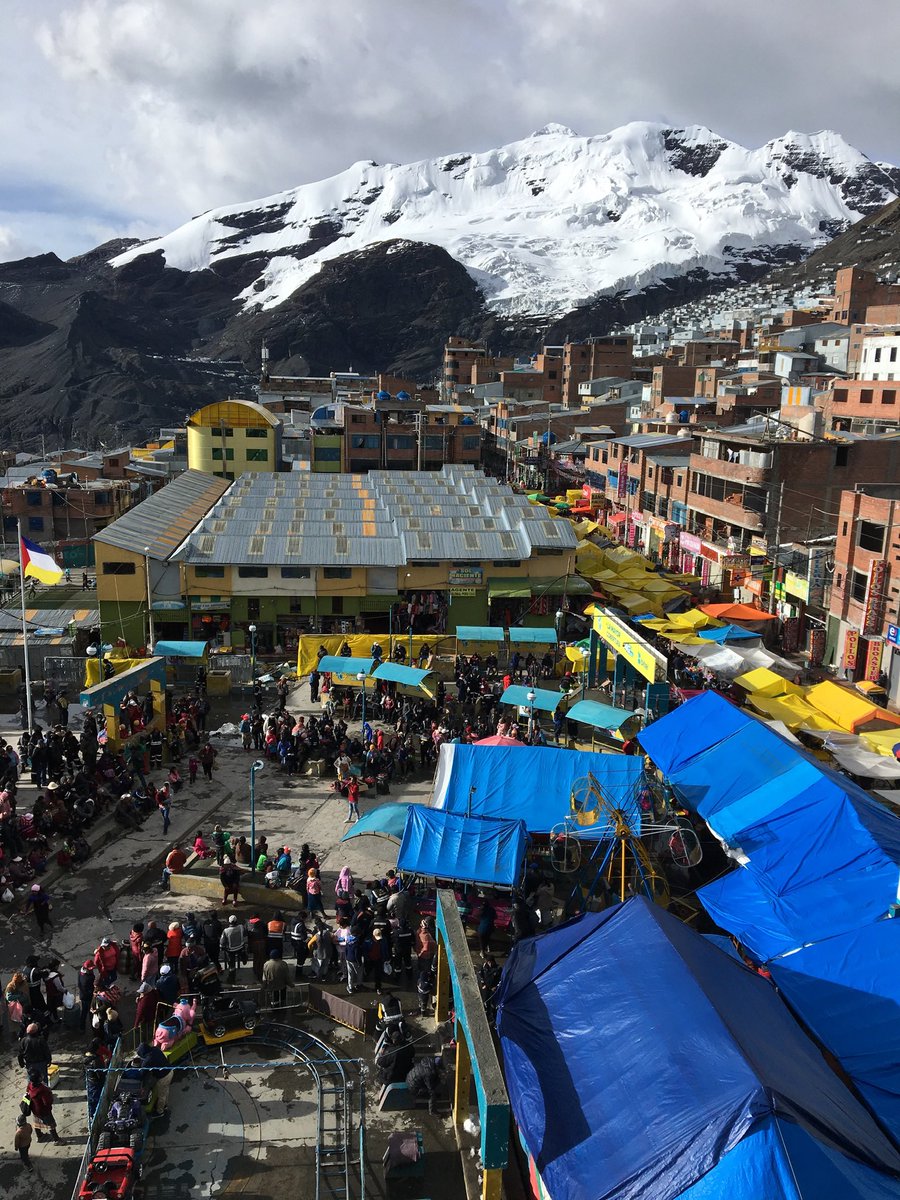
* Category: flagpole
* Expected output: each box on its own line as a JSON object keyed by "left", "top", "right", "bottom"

{"left": 17, "top": 519, "right": 33, "bottom": 732}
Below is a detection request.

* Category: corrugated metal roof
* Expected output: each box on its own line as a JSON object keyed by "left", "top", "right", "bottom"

{"left": 95, "top": 470, "right": 231, "bottom": 560}
{"left": 0, "top": 607, "right": 99, "bottom": 630}
{"left": 174, "top": 467, "right": 576, "bottom": 567}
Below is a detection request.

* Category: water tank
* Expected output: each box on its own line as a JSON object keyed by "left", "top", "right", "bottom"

{"left": 396, "top": 390, "right": 411, "bottom": 401}
{"left": 41, "top": 468, "right": 57, "bottom": 484}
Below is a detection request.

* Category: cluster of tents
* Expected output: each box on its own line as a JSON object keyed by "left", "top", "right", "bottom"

{"left": 574, "top": 540, "right": 697, "bottom": 619}
{"left": 494, "top": 692, "right": 900, "bottom": 1199}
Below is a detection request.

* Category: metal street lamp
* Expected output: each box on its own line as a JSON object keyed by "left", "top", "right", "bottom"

{"left": 526, "top": 689, "right": 536, "bottom": 741}
{"left": 248, "top": 623, "right": 257, "bottom": 687}
{"left": 357, "top": 670, "right": 367, "bottom": 731}
{"left": 249, "top": 759, "right": 264, "bottom": 875}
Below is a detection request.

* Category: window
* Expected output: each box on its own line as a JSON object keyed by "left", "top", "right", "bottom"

{"left": 860, "top": 389, "right": 873, "bottom": 405}
{"left": 211, "top": 447, "right": 235, "bottom": 460}
{"left": 850, "top": 570, "right": 869, "bottom": 603}
{"left": 314, "top": 446, "right": 341, "bottom": 462}
{"left": 247, "top": 599, "right": 260, "bottom": 619}
{"left": 26, "top": 491, "right": 42, "bottom": 506}
{"left": 27, "top": 516, "right": 44, "bottom": 531}
{"left": 351, "top": 434, "right": 380, "bottom": 449}
{"left": 386, "top": 436, "right": 414, "bottom": 450}
{"left": 195, "top": 566, "right": 225, "bottom": 578}
{"left": 424, "top": 436, "right": 443, "bottom": 450}
{"left": 842, "top": 521, "right": 848, "bottom": 536}
{"left": 281, "top": 567, "right": 311, "bottom": 579}
{"left": 462, "top": 436, "right": 480, "bottom": 450}
{"left": 834, "top": 446, "right": 849, "bottom": 467}
{"left": 245, "top": 427, "right": 268, "bottom": 439}
{"left": 881, "top": 390, "right": 896, "bottom": 405}
{"left": 95, "top": 491, "right": 109, "bottom": 504}
{"left": 102, "top": 561, "right": 136, "bottom": 575}
{"left": 676, "top": 475, "right": 683, "bottom": 487}
{"left": 547, "top": 370, "right": 558, "bottom": 379}
{"left": 238, "top": 566, "right": 268, "bottom": 578}
{"left": 324, "top": 567, "right": 352, "bottom": 579}
{"left": 245, "top": 448, "right": 269, "bottom": 462}
{"left": 858, "top": 521, "right": 885, "bottom": 553}
{"left": 874, "top": 348, "right": 882, "bottom": 362}
{"left": 493, "top": 560, "right": 521, "bottom": 567}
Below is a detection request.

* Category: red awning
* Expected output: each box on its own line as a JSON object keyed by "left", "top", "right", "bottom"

{"left": 608, "top": 512, "right": 628, "bottom": 524}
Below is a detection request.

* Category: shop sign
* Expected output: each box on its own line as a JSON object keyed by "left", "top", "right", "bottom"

{"left": 593, "top": 608, "right": 668, "bottom": 684}
{"left": 888, "top": 624, "right": 900, "bottom": 647}
{"left": 450, "top": 587, "right": 476, "bottom": 597}
{"left": 679, "top": 532, "right": 702, "bottom": 555}
{"left": 700, "top": 541, "right": 722, "bottom": 565}
{"left": 807, "top": 546, "right": 829, "bottom": 605}
{"left": 862, "top": 560, "right": 888, "bottom": 635}
{"left": 843, "top": 630, "right": 859, "bottom": 670}
{"left": 617, "top": 459, "right": 629, "bottom": 500}
{"left": 191, "top": 599, "right": 231, "bottom": 612}
{"left": 750, "top": 535, "right": 767, "bottom": 557}
{"left": 448, "top": 567, "right": 483, "bottom": 586}
{"left": 864, "top": 637, "right": 884, "bottom": 683}
{"left": 784, "top": 571, "right": 810, "bottom": 604}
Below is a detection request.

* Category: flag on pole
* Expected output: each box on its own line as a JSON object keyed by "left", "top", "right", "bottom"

{"left": 20, "top": 535, "right": 63, "bottom": 585}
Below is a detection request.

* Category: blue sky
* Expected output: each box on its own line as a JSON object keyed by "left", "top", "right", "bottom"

{"left": 2, "top": 0, "right": 898, "bottom": 262}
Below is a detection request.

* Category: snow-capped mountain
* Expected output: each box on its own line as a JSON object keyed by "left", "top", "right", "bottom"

{"left": 114, "top": 122, "right": 899, "bottom": 318}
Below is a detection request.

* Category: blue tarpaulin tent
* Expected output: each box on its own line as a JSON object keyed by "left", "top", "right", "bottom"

{"left": 340, "top": 801, "right": 412, "bottom": 843}
{"left": 456, "top": 626, "right": 505, "bottom": 643}
{"left": 371, "top": 662, "right": 432, "bottom": 687}
{"left": 507, "top": 627, "right": 558, "bottom": 645}
{"left": 566, "top": 699, "right": 635, "bottom": 730}
{"left": 697, "top": 624, "right": 760, "bottom": 642}
{"left": 152, "top": 640, "right": 208, "bottom": 658}
{"left": 638, "top": 690, "right": 900, "bottom": 1142}
{"left": 495, "top": 898, "right": 900, "bottom": 1200}
{"left": 316, "top": 655, "right": 374, "bottom": 676}
{"left": 500, "top": 685, "right": 564, "bottom": 712}
{"left": 397, "top": 807, "right": 527, "bottom": 887}
{"left": 431, "top": 743, "right": 644, "bottom": 835}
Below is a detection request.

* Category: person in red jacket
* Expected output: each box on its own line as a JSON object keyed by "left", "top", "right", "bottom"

{"left": 93, "top": 937, "right": 119, "bottom": 987}
{"left": 165, "top": 922, "right": 183, "bottom": 970}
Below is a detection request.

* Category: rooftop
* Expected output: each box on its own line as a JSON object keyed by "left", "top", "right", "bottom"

{"left": 175, "top": 466, "right": 576, "bottom": 568}
{"left": 94, "top": 469, "right": 231, "bottom": 561}
{"left": 612, "top": 434, "right": 688, "bottom": 449}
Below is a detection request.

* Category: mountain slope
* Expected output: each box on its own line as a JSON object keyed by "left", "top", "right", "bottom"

{"left": 112, "top": 121, "right": 900, "bottom": 317}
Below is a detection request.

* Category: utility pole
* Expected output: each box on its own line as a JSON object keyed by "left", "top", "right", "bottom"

{"left": 416, "top": 410, "right": 424, "bottom": 471}
{"left": 767, "top": 480, "right": 785, "bottom": 614}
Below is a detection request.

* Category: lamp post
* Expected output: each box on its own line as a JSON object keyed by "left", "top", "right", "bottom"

{"left": 526, "top": 689, "right": 536, "bottom": 742}
{"left": 248, "top": 623, "right": 257, "bottom": 686}
{"left": 357, "top": 670, "right": 367, "bottom": 731}
{"left": 144, "top": 545, "right": 155, "bottom": 653}
{"left": 249, "top": 759, "right": 264, "bottom": 875}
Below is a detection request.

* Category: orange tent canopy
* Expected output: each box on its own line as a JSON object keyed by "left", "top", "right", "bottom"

{"left": 699, "top": 603, "right": 778, "bottom": 621}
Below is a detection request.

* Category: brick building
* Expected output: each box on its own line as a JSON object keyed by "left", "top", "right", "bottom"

{"left": 827, "top": 266, "right": 900, "bottom": 324}
{"left": 824, "top": 380, "right": 900, "bottom": 432}
{"left": 562, "top": 336, "right": 634, "bottom": 406}
{"left": 827, "top": 483, "right": 900, "bottom": 701}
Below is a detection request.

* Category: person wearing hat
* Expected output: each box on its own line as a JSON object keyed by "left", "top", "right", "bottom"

{"left": 102, "top": 1007, "right": 123, "bottom": 1047}
{"left": 15, "top": 1113, "right": 34, "bottom": 1170}
{"left": 78, "top": 960, "right": 96, "bottom": 1032}
{"left": 135, "top": 1041, "right": 174, "bottom": 1117}
{"left": 220, "top": 914, "right": 247, "bottom": 985}
{"left": 405, "top": 1054, "right": 446, "bottom": 1115}
{"left": 94, "top": 936, "right": 120, "bottom": 987}
{"left": 305, "top": 868, "right": 324, "bottom": 916}
{"left": 262, "top": 947, "right": 290, "bottom": 1009}
{"left": 219, "top": 856, "right": 241, "bottom": 907}
{"left": 156, "top": 964, "right": 179, "bottom": 1006}
{"left": 22, "top": 882, "right": 53, "bottom": 938}
{"left": 133, "top": 980, "right": 160, "bottom": 1042}
{"left": 18, "top": 1022, "right": 51, "bottom": 1084}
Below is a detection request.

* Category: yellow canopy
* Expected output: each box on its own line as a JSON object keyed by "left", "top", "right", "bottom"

{"left": 747, "top": 693, "right": 838, "bottom": 731}
{"left": 860, "top": 728, "right": 900, "bottom": 757}
{"left": 734, "top": 667, "right": 803, "bottom": 698}
{"left": 804, "top": 681, "right": 900, "bottom": 734}
{"left": 667, "top": 609, "right": 713, "bottom": 630}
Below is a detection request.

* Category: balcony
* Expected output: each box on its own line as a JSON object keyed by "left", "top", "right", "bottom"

{"left": 689, "top": 453, "right": 769, "bottom": 485}
{"left": 687, "top": 490, "right": 766, "bottom": 532}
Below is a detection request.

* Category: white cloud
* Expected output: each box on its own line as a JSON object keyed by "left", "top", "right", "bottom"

{"left": 0, "top": 0, "right": 898, "bottom": 261}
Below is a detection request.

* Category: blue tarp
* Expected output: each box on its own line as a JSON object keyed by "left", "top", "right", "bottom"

{"left": 397, "top": 807, "right": 527, "bottom": 887}
{"left": 456, "top": 626, "right": 505, "bottom": 643}
{"left": 316, "top": 655, "right": 374, "bottom": 676}
{"left": 340, "top": 801, "right": 412, "bottom": 843}
{"left": 495, "top": 898, "right": 900, "bottom": 1200}
{"left": 770, "top": 921, "right": 900, "bottom": 1142}
{"left": 639, "top": 690, "right": 900, "bottom": 1142}
{"left": 432, "top": 743, "right": 644, "bottom": 835}
{"left": 507, "top": 627, "right": 558, "bottom": 645}
{"left": 566, "top": 699, "right": 635, "bottom": 730}
{"left": 152, "top": 640, "right": 208, "bottom": 658}
{"left": 371, "top": 662, "right": 432, "bottom": 687}
{"left": 500, "top": 685, "right": 564, "bottom": 712}
{"left": 697, "top": 624, "right": 760, "bottom": 642}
